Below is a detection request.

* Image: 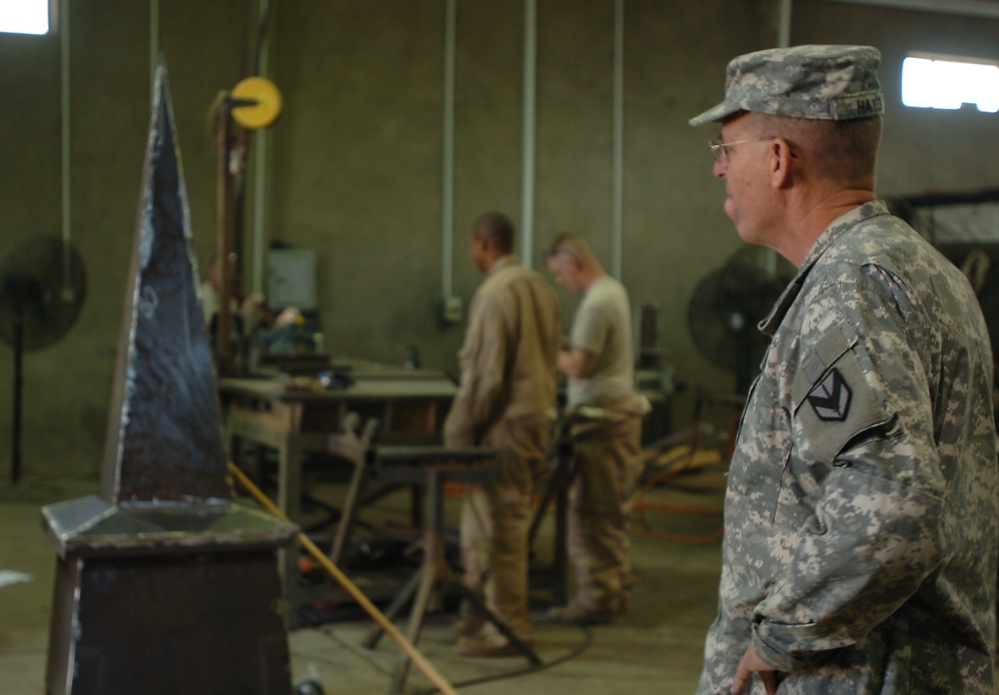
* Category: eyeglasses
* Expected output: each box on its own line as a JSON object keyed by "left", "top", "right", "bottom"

{"left": 707, "top": 137, "right": 774, "bottom": 163}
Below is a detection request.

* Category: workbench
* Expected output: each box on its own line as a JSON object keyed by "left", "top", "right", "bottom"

{"left": 219, "top": 362, "right": 571, "bottom": 634}
{"left": 218, "top": 363, "right": 457, "bottom": 624}
{"left": 219, "top": 364, "right": 456, "bottom": 524}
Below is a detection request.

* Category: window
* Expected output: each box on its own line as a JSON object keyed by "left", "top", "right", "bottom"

{"left": 902, "top": 53, "right": 999, "bottom": 113}
{"left": 0, "top": 0, "right": 52, "bottom": 36}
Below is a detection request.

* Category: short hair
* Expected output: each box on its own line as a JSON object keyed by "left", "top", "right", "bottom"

{"left": 748, "top": 112, "right": 882, "bottom": 187}
{"left": 473, "top": 212, "right": 514, "bottom": 254}
{"left": 546, "top": 232, "right": 596, "bottom": 267}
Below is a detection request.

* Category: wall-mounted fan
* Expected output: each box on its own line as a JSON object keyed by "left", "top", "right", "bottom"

{"left": 0, "top": 235, "right": 86, "bottom": 483}
{"left": 687, "top": 245, "right": 794, "bottom": 394}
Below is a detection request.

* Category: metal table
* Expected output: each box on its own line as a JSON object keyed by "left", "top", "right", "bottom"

{"left": 218, "top": 368, "right": 456, "bottom": 624}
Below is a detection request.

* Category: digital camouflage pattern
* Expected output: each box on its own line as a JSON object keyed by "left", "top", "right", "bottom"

{"left": 689, "top": 45, "right": 884, "bottom": 127}
{"left": 697, "top": 201, "right": 998, "bottom": 694}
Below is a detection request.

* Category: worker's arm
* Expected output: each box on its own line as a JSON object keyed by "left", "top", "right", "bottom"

{"left": 443, "top": 293, "right": 509, "bottom": 446}
{"left": 558, "top": 345, "right": 598, "bottom": 378}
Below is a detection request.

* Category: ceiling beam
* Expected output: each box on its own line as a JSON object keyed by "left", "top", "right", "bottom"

{"left": 821, "top": 0, "right": 999, "bottom": 19}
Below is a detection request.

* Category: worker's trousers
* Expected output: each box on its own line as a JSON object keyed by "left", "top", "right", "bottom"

{"left": 460, "top": 414, "right": 551, "bottom": 641}
{"left": 567, "top": 408, "right": 644, "bottom": 615}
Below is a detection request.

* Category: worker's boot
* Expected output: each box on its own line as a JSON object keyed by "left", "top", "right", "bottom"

{"left": 456, "top": 622, "right": 530, "bottom": 657}
{"left": 544, "top": 600, "right": 615, "bottom": 625}
{"left": 453, "top": 599, "right": 487, "bottom": 638}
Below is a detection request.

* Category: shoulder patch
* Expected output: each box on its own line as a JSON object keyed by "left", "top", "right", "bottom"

{"left": 792, "top": 328, "right": 890, "bottom": 463}
{"left": 807, "top": 368, "right": 851, "bottom": 421}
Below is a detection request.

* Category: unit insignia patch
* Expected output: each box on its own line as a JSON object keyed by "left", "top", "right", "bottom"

{"left": 807, "top": 368, "right": 852, "bottom": 422}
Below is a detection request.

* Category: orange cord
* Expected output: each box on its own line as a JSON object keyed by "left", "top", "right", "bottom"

{"left": 630, "top": 422, "right": 725, "bottom": 545}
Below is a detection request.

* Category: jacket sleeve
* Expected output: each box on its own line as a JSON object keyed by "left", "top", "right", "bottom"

{"left": 751, "top": 437, "right": 944, "bottom": 672}
{"left": 751, "top": 274, "right": 948, "bottom": 672}
{"left": 443, "top": 291, "right": 510, "bottom": 447}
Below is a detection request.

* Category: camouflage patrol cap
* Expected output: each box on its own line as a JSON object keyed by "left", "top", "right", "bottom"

{"left": 689, "top": 44, "right": 884, "bottom": 126}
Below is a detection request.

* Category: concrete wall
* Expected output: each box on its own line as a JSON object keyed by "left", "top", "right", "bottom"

{"left": 1, "top": 0, "right": 997, "bottom": 476}
{"left": 0, "top": 0, "right": 248, "bottom": 477}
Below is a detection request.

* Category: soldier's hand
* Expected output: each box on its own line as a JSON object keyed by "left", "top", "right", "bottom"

{"left": 732, "top": 643, "right": 779, "bottom": 694}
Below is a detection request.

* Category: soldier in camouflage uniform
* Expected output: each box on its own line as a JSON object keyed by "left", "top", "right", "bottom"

{"left": 689, "top": 45, "right": 998, "bottom": 694}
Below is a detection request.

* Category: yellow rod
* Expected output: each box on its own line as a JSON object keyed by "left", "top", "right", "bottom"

{"left": 228, "top": 462, "right": 460, "bottom": 695}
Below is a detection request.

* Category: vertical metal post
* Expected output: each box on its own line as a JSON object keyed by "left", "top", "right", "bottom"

{"left": 60, "top": 0, "right": 72, "bottom": 287}
{"left": 778, "top": 0, "right": 793, "bottom": 47}
{"left": 11, "top": 306, "right": 23, "bottom": 483}
{"left": 251, "top": 0, "right": 272, "bottom": 297}
{"left": 149, "top": 0, "right": 159, "bottom": 104}
{"left": 611, "top": 0, "right": 625, "bottom": 280}
{"left": 441, "top": 0, "right": 457, "bottom": 300}
{"left": 216, "top": 112, "right": 236, "bottom": 372}
{"left": 520, "top": 0, "right": 537, "bottom": 266}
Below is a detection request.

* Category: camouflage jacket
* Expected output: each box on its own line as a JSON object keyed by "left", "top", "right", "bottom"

{"left": 697, "top": 200, "right": 998, "bottom": 694}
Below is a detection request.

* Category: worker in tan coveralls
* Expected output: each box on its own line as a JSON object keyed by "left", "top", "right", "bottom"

{"left": 545, "top": 233, "right": 649, "bottom": 624}
{"left": 444, "top": 211, "right": 561, "bottom": 657}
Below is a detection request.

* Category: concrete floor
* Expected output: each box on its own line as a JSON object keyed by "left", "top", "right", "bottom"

{"left": 0, "top": 465, "right": 728, "bottom": 694}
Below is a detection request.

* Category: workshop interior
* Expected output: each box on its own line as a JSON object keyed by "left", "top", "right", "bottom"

{"left": 2, "top": 1, "right": 999, "bottom": 693}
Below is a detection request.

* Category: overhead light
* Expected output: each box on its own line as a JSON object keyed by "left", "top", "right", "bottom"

{"left": 0, "top": 0, "right": 50, "bottom": 35}
{"left": 902, "top": 53, "right": 999, "bottom": 112}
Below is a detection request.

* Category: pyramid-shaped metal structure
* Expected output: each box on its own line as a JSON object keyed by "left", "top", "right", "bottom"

{"left": 42, "top": 59, "right": 295, "bottom": 695}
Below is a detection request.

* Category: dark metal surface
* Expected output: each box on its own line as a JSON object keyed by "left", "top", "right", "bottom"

{"left": 371, "top": 445, "right": 498, "bottom": 485}
{"left": 47, "top": 552, "right": 292, "bottom": 695}
{"left": 371, "top": 445, "right": 496, "bottom": 463}
{"left": 100, "top": 57, "right": 229, "bottom": 505}
{"left": 42, "top": 494, "right": 296, "bottom": 558}
{"left": 43, "top": 60, "right": 294, "bottom": 695}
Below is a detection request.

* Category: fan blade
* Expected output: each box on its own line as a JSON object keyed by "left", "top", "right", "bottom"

{"left": 0, "top": 236, "right": 87, "bottom": 351}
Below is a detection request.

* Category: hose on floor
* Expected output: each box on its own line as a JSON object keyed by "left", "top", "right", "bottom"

{"left": 410, "top": 622, "right": 594, "bottom": 695}
{"left": 630, "top": 404, "right": 729, "bottom": 545}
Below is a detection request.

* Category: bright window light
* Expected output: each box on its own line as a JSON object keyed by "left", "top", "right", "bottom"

{"left": 0, "top": 0, "right": 50, "bottom": 36}
{"left": 902, "top": 54, "right": 999, "bottom": 113}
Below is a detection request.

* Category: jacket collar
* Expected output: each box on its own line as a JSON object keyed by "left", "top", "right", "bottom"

{"left": 488, "top": 254, "right": 521, "bottom": 276}
{"left": 759, "top": 199, "right": 890, "bottom": 336}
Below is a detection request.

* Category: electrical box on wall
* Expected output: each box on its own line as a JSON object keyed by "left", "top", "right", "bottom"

{"left": 442, "top": 295, "right": 463, "bottom": 324}
{"left": 268, "top": 249, "right": 316, "bottom": 310}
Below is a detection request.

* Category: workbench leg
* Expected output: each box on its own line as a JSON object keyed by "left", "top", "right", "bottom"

{"left": 528, "top": 446, "right": 575, "bottom": 607}
{"left": 251, "top": 443, "right": 268, "bottom": 486}
{"left": 388, "top": 470, "right": 443, "bottom": 695}
{"left": 278, "top": 433, "right": 304, "bottom": 627}
{"left": 553, "top": 450, "right": 574, "bottom": 607}
{"left": 330, "top": 450, "right": 368, "bottom": 567}
{"left": 226, "top": 428, "right": 243, "bottom": 477}
{"left": 387, "top": 557, "right": 437, "bottom": 695}
{"left": 361, "top": 569, "right": 421, "bottom": 650}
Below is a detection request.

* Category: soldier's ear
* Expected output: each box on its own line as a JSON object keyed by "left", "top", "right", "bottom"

{"left": 770, "top": 137, "right": 793, "bottom": 189}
